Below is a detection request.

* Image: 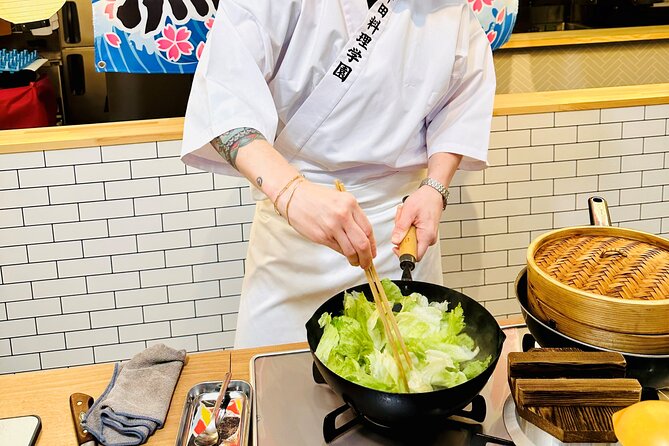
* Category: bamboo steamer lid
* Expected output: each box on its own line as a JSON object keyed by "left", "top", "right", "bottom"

{"left": 526, "top": 225, "right": 669, "bottom": 354}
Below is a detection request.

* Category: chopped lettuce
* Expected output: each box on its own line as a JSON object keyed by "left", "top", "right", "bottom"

{"left": 315, "top": 279, "right": 492, "bottom": 393}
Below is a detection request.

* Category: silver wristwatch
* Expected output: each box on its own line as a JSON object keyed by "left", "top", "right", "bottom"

{"left": 420, "top": 177, "right": 449, "bottom": 210}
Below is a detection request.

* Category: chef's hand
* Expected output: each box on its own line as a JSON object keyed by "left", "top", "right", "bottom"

{"left": 283, "top": 181, "right": 377, "bottom": 269}
{"left": 390, "top": 186, "right": 443, "bottom": 261}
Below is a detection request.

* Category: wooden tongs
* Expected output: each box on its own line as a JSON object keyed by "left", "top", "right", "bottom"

{"left": 334, "top": 181, "right": 412, "bottom": 392}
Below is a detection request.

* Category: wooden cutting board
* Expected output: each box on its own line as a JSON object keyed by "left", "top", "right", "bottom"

{"left": 508, "top": 349, "right": 642, "bottom": 443}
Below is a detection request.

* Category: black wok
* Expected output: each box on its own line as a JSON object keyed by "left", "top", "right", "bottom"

{"left": 515, "top": 267, "right": 669, "bottom": 390}
{"left": 305, "top": 279, "right": 506, "bottom": 428}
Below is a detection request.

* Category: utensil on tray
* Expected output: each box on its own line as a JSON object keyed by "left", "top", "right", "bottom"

{"left": 334, "top": 180, "right": 412, "bottom": 391}
{"left": 213, "top": 371, "right": 233, "bottom": 423}
{"left": 175, "top": 380, "right": 251, "bottom": 446}
{"left": 193, "top": 369, "right": 233, "bottom": 446}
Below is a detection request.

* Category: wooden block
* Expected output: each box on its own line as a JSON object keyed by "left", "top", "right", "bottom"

{"left": 508, "top": 350, "right": 626, "bottom": 379}
{"left": 514, "top": 378, "right": 641, "bottom": 407}
{"left": 528, "top": 347, "right": 581, "bottom": 353}
{"left": 507, "top": 349, "right": 641, "bottom": 443}
{"left": 516, "top": 404, "right": 623, "bottom": 443}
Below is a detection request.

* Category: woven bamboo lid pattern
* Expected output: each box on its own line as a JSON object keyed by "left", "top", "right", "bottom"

{"left": 534, "top": 235, "right": 669, "bottom": 301}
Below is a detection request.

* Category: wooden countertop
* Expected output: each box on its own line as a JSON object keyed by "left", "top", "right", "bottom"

{"left": 1, "top": 84, "right": 668, "bottom": 155}
{"left": 501, "top": 25, "right": 669, "bottom": 49}
{"left": 0, "top": 341, "right": 306, "bottom": 445}
{"left": 494, "top": 83, "right": 669, "bottom": 116}
{"left": 0, "top": 117, "right": 185, "bottom": 154}
{"left": 0, "top": 317, "right": 523, "bottom": 445}
{"left": 0, "top": 350, "right": 230, "bottom": 445}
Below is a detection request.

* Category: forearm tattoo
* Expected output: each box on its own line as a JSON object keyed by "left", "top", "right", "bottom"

{"left": 212, "top": 127, "right": 266, "bottom": 170}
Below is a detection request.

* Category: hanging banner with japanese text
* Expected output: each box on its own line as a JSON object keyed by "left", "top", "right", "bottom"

{"left": 92, "top": 0, "right": 218, "bottom": 73}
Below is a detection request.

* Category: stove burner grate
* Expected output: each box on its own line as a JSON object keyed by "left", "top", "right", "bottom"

{"left": 322, "top": 394, "right": 514, "bottom": 445}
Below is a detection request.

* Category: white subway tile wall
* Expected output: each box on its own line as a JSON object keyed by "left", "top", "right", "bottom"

{"left": 0, "top": 107, "right": 668, "bottom": 373}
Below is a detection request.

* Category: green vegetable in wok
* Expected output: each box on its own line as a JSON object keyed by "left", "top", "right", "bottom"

{"left": 315, "top": 279, "right": 491, "bottom": 393}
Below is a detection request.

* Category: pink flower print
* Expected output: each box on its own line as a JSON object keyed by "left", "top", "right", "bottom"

{"left": 496, "top": 7, "right": 506, "bottom": 24}
{"left": 205, "top": 18, "right": 215, "bottom": 30}
{"left": 156, "top": 24, "right": 194, "bottom": 62}
{"left": 468, "top": 0, "right": 493, "bottom": 13}
{"left": 486, "top": 30, "right": 497, "bottom": 44}
{"left": 196, "top": 41, "right": 206, "bottom": 60}
{"left": 104, "top": 32, "right": 121, "bottom": 48}
{"left": 104, "top": 0, "right": 116, "bottom": 20}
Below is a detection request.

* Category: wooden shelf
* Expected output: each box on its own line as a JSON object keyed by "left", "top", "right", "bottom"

{"left": 1, "top": 84, "right": 668, "bottom": 155}
{"left": 501, "top": 25, "right": 669, "bottom": 49}
{"left": 494, "top": 83, "right": 669, "bottom": 116}
{"left": 0, "top": 117, "right": 184, "bottom": 154}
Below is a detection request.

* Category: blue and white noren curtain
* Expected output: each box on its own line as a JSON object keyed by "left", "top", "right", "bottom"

{"left": 93, "top": 0, "right": 516, "bottom": 74}
{"left": 467, "top": 0, "right": 518, "bottom": 51}
{"left": 92, "top": 0, "right": 218, "bottom": 73}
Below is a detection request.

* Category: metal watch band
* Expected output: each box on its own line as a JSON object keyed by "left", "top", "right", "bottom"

{"left": 420, "top": 177, "right": 449, "bottom": 210}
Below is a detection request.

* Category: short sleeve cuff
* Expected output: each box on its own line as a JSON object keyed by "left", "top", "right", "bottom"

{"left": 427, "top": 142, "right": 488, "bottom": 171}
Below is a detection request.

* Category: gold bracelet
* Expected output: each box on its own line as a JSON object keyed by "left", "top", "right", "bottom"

{"left": 284, "top": 179, "right": 305, "bottom": 226}
{"left": 272, "top": 174, "right": 303, "bottom": 215}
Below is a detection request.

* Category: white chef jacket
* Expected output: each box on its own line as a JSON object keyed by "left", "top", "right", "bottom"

{"left": 181, "top": 0, "right": 495, "bottom": 348}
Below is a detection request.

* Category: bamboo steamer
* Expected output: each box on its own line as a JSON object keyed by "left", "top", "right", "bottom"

{"left": 526, "top": 198, "right": 669, "bottom": 355}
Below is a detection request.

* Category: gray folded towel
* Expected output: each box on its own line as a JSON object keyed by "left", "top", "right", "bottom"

{"left": 83, "top": 344, "right": 187, "bottom": 446}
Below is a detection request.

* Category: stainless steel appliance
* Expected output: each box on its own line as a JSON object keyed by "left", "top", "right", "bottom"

{"left": 57, "top": 0, "right": 106, "bottom": 124}
{"left": 515, "top": 0, "right": 669, "bottom": 33}
{"left": 57, "top": 0, "right": 192, "bottom": 124}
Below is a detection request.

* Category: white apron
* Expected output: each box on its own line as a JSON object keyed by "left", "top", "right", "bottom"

{"left": 235, "top": 171, "right": 443, "bottom": 348}
{"left": 181, "top": 0, "right": 495, "bottom": 347}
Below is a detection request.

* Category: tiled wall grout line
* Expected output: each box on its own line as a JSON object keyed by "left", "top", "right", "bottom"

{"left": 0, "top": 109, "right": 668, "bottom": 372}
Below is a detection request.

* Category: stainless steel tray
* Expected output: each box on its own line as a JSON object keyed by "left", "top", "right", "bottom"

{"left": 175, "top": 380, "right": 252, "bottom": 446}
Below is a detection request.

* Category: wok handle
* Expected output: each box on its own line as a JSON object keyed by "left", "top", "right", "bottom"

{"left": 398, "top": 226, "right": 417, "bottom": 281}
{"left": 312, "top": 362, "right": 326, "bottom": 384}
{"left": 397, "top": 197, "right": 417, "bottom": 281}
{"left": 398, "top": 195, "right": 418, "bottom": 264}
{"left": 588, "top": 196, "right": 611, "bottom": 227}
{"left": 323, "top": 403, "right": 362, "bottom": 443}
{"left": 398, "top": 226, "right": 417, "bottom": 262}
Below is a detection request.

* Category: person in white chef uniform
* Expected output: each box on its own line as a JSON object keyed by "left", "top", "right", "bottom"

{"left": 181, "top": 0, "right": 495, "bottom": 348}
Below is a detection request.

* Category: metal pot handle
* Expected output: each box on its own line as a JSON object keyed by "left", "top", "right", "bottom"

{"left": 322, "top": 403, "right": 362, "bottom": 443}
{"left": 588, "top": 196, "right": 612, "bottom": 227}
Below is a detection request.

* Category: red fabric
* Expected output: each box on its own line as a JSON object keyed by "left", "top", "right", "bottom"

{"left": 0, "top": 76, "right": 57, "bottom": 130}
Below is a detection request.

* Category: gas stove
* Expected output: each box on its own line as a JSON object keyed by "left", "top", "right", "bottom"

{"left": 250, "top": 325, "right": 667, "bottom": 445}
{"left": 250, "top": 325, "right": 527, "bottom": 445}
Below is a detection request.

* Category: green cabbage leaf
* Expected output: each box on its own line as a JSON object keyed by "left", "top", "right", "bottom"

{"left": 315, "top": 279, "right": 492, "bottom": 393}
